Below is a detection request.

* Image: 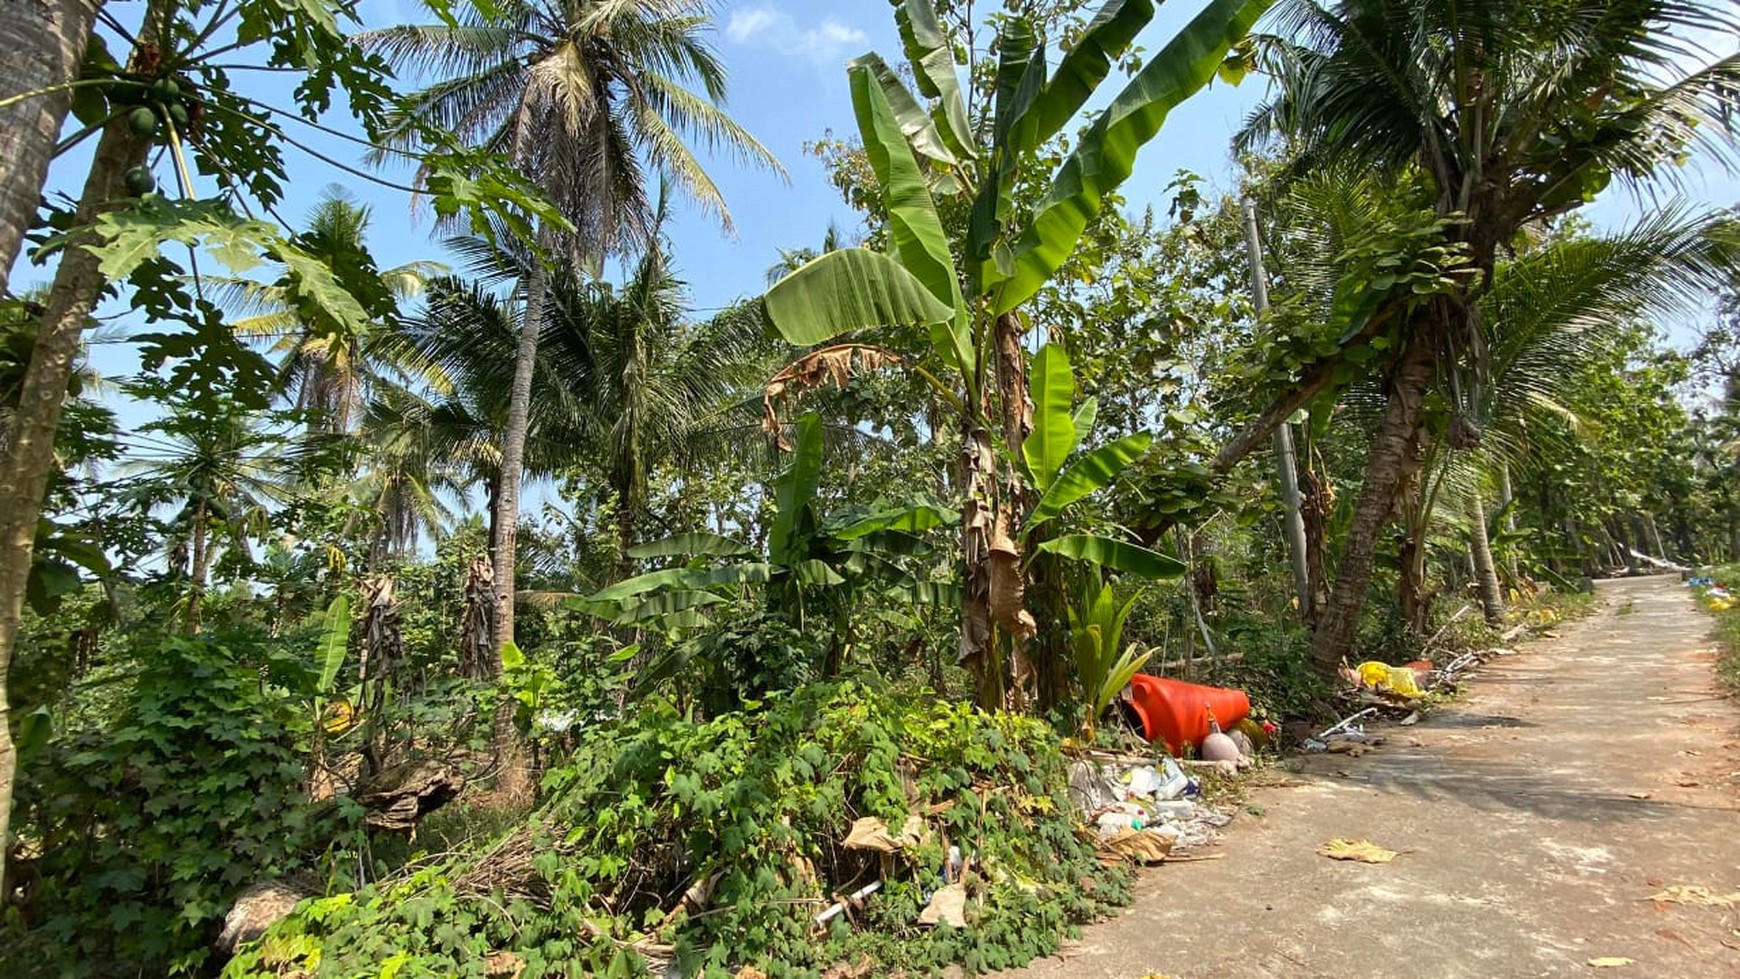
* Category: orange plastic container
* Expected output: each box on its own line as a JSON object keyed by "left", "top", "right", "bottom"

{"left": 1127, "top": 674, "right": 1252, "bottom": 756}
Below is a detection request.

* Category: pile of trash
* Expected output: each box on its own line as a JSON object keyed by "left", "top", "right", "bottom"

{"left": 1689, "top": 577, "right": 1735, "bottom": 610}
{"left": 1067, "top": 752, "right": 1234, "bottom": 863}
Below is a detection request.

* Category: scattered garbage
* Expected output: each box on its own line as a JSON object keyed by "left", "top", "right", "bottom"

{"left": 842, "top": 815, "right": 924, "bottom": 853}
{"left": 814, "top": 881, "right": 881, "bottom": 924}
{"left": 1100, "top": 828, "right": 1174, "bottom": 865}
{"left": 1068, "top": 750, "right": 1233, "bottom": 859}
{"left": 1318, "top": 838, "right": 1403, "bottom": 863}
{"left": 917, "top": 883, "right": 967, "bottom": 928}
{"left": 1643, "top": 885, "right": 1740, "bottom": 907}
{"left": 1200, "top": 710, "right": 1246, "bottom": 766}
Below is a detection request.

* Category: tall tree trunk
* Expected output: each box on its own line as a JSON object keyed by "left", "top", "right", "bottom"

{"left": 485, "top": 232, "right": 548, "bottom": 805}
{"left": 1309, "top": 324, "right": 1437, "bottom": 673}
{"left": 1241, "top": 200, "right": 1312, "bottom": 614}
{"left": 1498, "top": 461, "right": 1519, "bottom": 579}
{"left": 0, "top": 52, "right": 155, "bottom": 895}
{"left": 492, "top": 228, "right": 554, "bottom": 654}
{"left": 1299, "top": 462, "right": 1332, "bottom": 627}
{"left": 1468, "top": 490, "right": 1504, "bottom": 624}
{"left": 186, "top": 498, "right": 210, "bottom": 633}
{"left": 0, "top": 0, "right": 99, "bottom": 295}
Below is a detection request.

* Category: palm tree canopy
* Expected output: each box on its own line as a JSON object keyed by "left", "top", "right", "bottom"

{"left": 361, "top": 0, "right": 786, "bottom": 253}
{"left": 1241, "top": 0, "right": 1740, "bottom": 245}
{"left": 215, "top": 186, "right": 449, "bottom": 430}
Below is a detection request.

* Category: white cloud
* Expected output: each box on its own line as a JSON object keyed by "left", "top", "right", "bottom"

{"left": 725, "top": 4, "right": 868, "bottom": 68}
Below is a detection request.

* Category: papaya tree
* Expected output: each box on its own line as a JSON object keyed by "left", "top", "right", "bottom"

{"left": 762, "top": 0, "right": 1269, "bottom": 708}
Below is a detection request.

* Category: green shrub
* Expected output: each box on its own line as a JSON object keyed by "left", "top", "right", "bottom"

{"left": 224, "top": 681, "right": 1128, "bottom": 978}
{"left": 5, "top": 635, "right": 326, "bottom": 977}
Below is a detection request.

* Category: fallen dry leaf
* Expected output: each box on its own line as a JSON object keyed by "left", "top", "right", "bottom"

{"left": 1645, "top": 885, "right": 1740, "bottom": 907}
{"left": 1674, "top": 779, "right": 1700, "bottom": 788}
{"left": 1319, "top": 838, "right": 1401, "bottom": 863}
{"left": 1586, "top": 957, "right": 1634, "bottom": 968}
{"left": 1627, "top": 791, "right": 1652, "bottom": 800}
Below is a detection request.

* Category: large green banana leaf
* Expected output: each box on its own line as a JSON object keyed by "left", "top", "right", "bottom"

{"left": 1023, "top": 0, "right": 1156, "bottom": 149}
{"left": 1026, "top": 431, "right": 1154, "bottom": 530}
{"left": 762, "top": 248, "right": 953, "bottom": 347}
{"left": 893, "top": 0, "right": 976, "bottom": 162}
{"left": 826, "top": 503, "right": 958, "bottom": 539}
{"left": 1023, "top": 342, "right": 1078, "bottom": 491}
{"left": 1038, "top": 533, "right": 1187, "bottom": 578}
{"left": 770, "top": 414, "right": 824, "bottom": 566}
{"left": 965, "top": 17, "right": 1045, "bottom": 291}
{"left": 848, "top": 60, "right": 974, "bottom": 385}
{"left": 994, "top": 0, "right": 1273, "bottom": 313}
{"left": 315, "top": 595, "right": 349, "bottom": 697}
{"left": 849, "top": 52, "right": 964, "bottom": 167}
{"left": 628, "top": 532, "right": 755, "bottom": 559}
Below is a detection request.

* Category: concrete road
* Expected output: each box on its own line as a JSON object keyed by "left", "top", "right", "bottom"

{"left": 1003, "top": 575, "right": 1740, "bottom": 978}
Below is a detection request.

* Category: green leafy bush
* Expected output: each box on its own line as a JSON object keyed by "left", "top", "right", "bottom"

{"left": 225, "top": 681, "right": 1127, "bottom": 978}
{"left": 5, "top": 635, "right": 325, "bottom": 978}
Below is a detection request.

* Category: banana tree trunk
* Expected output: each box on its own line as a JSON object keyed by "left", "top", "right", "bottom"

{"left": 0, "top": 0, "right": 99, "bottom": 295}
{"left": 0, "top": 21, "right": 158, "bottom": 898}
{"left": 1469, "top": 490, "right": 1504, "bottom": 624}
{"left": 993, "top": 311, "right": 1045, "bottom": 707}
{"left": 492, "top": 228, "right": 553, "bottom": 655}
{"left": 959, "top": 415, "right": 999, "bottom": 710}
{"left": 1309, "top": 323, "right": 1437, "bottom": 673}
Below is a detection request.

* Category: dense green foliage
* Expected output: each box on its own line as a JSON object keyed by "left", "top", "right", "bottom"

{"left": 222, "top": 683, "right": 1128, "bottom": 978}
{"left": 7, "top": 636, "right": 332, "bottom": 976}
{"left": 2, "top": 0, "right": 1739, "bottom": 975}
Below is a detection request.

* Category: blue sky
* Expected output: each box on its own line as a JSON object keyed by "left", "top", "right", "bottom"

{"left": 16, "top": 0, "right": 1740, "bottom": 400}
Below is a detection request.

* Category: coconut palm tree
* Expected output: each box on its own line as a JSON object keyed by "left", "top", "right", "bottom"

{"left": 360, "top": 0, "right": 784, "bottom": 659}
{"left": 412, "top": 229, "right": 773, "bottom": 575}
{"left": 213, "top": 187, "right": 447, "bottom": 433}
{"left": 1239, "top": 0, "right": 1740, "bottom": 670}
{"left": 119, "top": 403, "right": 290, "bottom": 633}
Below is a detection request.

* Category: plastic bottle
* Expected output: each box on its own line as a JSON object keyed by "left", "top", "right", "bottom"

{"left": 1096, "top": 811, "right": 1145, "bottom": 836}
{"left": 1154, "top": 755, "right": 1190, "bottom": 800}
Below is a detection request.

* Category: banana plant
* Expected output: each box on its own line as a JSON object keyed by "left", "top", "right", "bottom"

{"left": 1067, "top": 578, "right": 1154, "bottom": 740}
{"left": 579, "top": 414, "right": 958, "bottom": 636}
{"left": 761, "top": 0, "right": 1270, "bottom": 706}
{"left": 1021, "top": 342, "right": 1185, "bottom": 578}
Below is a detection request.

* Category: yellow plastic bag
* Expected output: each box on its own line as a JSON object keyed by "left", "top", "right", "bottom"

{"left": 1354, "top": 661, "right": 1423, "bottom": 699}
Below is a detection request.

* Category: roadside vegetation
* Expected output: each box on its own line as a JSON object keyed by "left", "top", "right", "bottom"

{"left": 2, "top": 0, "right": 1739, "bottom": 976}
